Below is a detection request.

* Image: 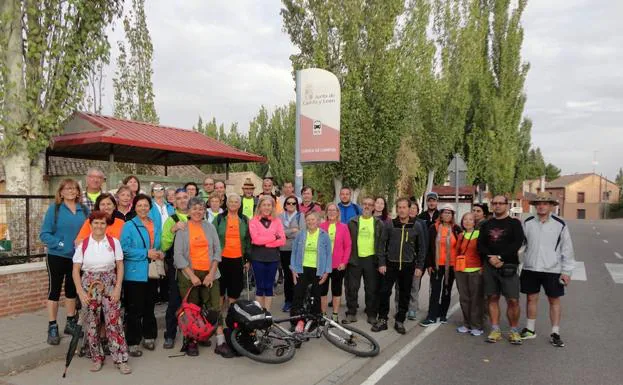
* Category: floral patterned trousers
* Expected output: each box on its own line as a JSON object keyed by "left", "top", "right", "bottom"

{"left": 81, "top": 270, "right": 129, "bottom": 364}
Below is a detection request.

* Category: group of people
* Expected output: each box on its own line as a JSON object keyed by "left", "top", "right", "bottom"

{"left": 39, "top": 168, "right": 576, "bottom": 375}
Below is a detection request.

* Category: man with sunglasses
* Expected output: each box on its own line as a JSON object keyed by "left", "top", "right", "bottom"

{"left": 477, "top": 195, "right": 525, "bottom": 345}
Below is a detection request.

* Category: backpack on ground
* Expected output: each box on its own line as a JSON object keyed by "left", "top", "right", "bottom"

{"left": 176, "top": 287, "right": 217, "bottom": 342}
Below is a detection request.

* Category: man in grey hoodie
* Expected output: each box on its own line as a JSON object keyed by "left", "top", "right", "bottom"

{"left": 520, "top": 192, "right": 575, "bottom": 348}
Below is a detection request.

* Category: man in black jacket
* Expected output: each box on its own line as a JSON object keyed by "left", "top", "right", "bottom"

{"left": 373, "top": 198, "right": 426, "bottom": 334}
{"left": 343, "top": 197, "right": 384, "bottom": 325}
{"left": 417, "top": 192, "right": 440, "bottom": 228}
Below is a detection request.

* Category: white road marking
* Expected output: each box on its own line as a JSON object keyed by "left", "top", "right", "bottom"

{"left": 605, "top": 263, "right": 623, "bottom": 284}
{"left": 361, "top": 303, "right": 461, "bottom": 385}
{"left": 572, "top": 261, "right": 587, "bottom": 281}
{"left": 603, "top": 239, "right": 609, "bottom": 244}
{"left": 615, "top": 252, "right": 623, "bottom": 260}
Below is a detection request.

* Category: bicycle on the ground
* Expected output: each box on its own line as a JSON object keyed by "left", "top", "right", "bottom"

{"left": 228, "top": 286, "right": 380, "bottom": 364}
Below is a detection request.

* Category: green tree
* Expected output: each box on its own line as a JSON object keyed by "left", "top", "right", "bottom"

{"left": 281, "top": 0, "right": 408, "bottom": 199}
{"left": 1, "top": 0, "right": 122, "bottom": 194}
{"left": 544, "top": 163, "right": 561, "bottom": 182}
{"left": 113, "top": 0, "right": 158, "bottom": 124}
{"left": 615, "top": 168, "right": 623, "bottom": 200}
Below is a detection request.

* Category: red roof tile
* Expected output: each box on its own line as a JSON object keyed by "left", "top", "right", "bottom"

{"left": 49, "top": 112, "right": 266, "bottom": 165}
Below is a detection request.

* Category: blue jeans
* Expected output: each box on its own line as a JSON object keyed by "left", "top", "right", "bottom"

{"left": 251, "top": 260, "right": 279, "bottom": 296}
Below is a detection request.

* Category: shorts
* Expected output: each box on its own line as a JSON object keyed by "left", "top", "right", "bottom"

{"left": 46, "top": 254, "right": 77, "bottom": 301}
{"left": 320, "top": 268, "right": 345, "bottom": 297}
{"left": 219, "top": 257, "right": 244, "bottom": 299}
{"left": 520, "top": 269, "right": 565, "bottom": 298}
{"left": 483, "top": 262, "right": 519, "bottom": 299}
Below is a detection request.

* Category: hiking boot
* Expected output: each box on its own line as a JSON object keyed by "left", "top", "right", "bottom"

{"left": 419, "top": 319, "right": 437, "bottom": 327}
{"left": 407, "top": 311, "right": 417, "bottom": 321}
{"left": 367, "top": 315, "right": 377, "bottom": 325}
{"left": 550, "top": 333, "right": 565, "bottom": 348}
{"left": 341, "top": 314, "right": 357, "bottom": 324}
{"left": 509, "top": 330, "right": 523, "bottom": 345}
{"left": 520, "top": 328, "right": 537, "bottom": 340}
{"left": 47, "top": 323, "right": 60, "bottom": 345}
{"left": 371, "top": 319, "right": 388, "bottom": 332}
{"left": 394, "top": 322, "right": 406, "bottom": 335}
{"left": 470, "top": 329, "right": 484, "bottom": 337}
{"left": 486, "top": 329, "right": 502, "bottom": 343}
{"left": 214, "top": 343, "right": 235, "bottom": 358}
{"left": 142, "top": 339, "right": 156, "bottom": 351}
{"left": 163, "top": 338, "right": 175, "bottom": 349}
{"left": 331, "top": 313, "right": 339, "bottom": 323}
{"left": 116, "top": 361, "right": 132, "bottom": 375}
{"left": 64, "top": 318, "right": 80, "bottom": 336}
{"left": 186, "top": 341, "right": 199, "bottom": 357}
{"left": 281, "top": 301, "right": 292, "bottom": 312}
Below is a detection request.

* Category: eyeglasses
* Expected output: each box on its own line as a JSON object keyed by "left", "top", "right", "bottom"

{"left": 285, "top": 202, "right": 297, "bottom": 206}
{"left": 491, "top": 202, "right": 507, "bottom": 206}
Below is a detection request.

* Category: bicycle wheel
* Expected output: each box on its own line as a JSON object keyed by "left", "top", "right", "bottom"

{"left": 323, "top": 321, "right": 380, "bottom": 357}
{"left": 231, "top": 326, "right": 296, "bottom": 364}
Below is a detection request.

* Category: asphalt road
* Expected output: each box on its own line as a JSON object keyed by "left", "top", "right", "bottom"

{"left": 346, "top": 219, "right": 623, "bottom": 385}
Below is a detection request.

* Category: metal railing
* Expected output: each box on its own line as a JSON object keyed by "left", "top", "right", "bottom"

{"left": 0, "top": 195, "right": 55, "bottom": 266}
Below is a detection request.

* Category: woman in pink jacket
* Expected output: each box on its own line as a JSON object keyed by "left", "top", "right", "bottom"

{"left": 319, "top": 202, "right": 352, "bottom": 322}
{"left": 248, "top": 195, "right": 286, "bottom": 311}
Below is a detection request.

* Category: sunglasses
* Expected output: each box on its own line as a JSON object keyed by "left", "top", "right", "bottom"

{"left": 285, "top": 201, "right": 297, "bottom": 206}
{"left": 153, "top": 186, "right": 164, "bottom": 191}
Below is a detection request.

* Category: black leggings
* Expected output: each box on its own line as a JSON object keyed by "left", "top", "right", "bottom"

{"left": 46, "top": 255, "right": 77, "bottom": 301}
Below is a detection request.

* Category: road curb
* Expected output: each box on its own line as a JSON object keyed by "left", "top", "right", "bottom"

{"left": 0, "top": 306, "right": 166, "bottom": 376}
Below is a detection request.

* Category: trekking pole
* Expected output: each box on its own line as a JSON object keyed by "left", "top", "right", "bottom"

{"left": 246, "top": 264, "right": 250, "bottom": 301}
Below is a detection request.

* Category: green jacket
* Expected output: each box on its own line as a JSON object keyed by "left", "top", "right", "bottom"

{"left": 213, "top": 212, "right": 251, "bottom": 262}
{"left": 161, "top": 211, "right": 188, "bottom": 252}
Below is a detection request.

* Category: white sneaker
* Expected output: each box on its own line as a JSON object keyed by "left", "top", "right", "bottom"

{"left": 470, "top": 329, "right": 484, "bottom": 336}
{"left": 456, "top": 325, "right": 471, "bottom": 334}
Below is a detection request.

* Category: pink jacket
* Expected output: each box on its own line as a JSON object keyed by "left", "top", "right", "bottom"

{"left": 249, "top": 216, "right": 286, "bottom": 248}
{"left": 319, "top": 221, "right": 352, "bottom": 268}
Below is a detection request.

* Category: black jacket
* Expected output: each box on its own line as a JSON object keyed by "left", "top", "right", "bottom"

{"left": 347, "top": 215, "right": 385, "bottom": 266}
{"left": 379, "top": 217, "right": 427, "bottom": 270}
{"left": 417, "top": 209, "right": 440, "bottom": 229}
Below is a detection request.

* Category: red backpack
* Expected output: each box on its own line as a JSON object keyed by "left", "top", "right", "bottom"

{"left": 177, "top": 287, "right": 217, "bottom": 342}
{"left": 81, "top": 235, "right": 116, "bottom": 254}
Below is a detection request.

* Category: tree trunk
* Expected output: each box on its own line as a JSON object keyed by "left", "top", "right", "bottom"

{"left": 332, "top": 176, "right": 343, "bottom": 203}
{"left": 30, "top": 153, "right": 46, "bottom": 195}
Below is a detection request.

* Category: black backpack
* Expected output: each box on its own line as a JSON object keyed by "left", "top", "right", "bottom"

{"left": 226, "top": 299, "right": 272, "bottom": 331}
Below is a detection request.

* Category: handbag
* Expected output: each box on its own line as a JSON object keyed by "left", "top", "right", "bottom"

{"left": 131, "top": 220, "right": 165, "bottom": 279}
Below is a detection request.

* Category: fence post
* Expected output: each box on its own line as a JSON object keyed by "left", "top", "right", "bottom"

{"left": 25, "top": 197, "right": 31, "bottom": 258}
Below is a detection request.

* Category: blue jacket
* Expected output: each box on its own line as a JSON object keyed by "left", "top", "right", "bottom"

{"left": 40, "top": 202, "right": 89, "bottom": 259}
{"left": 120, "top": 216, "right": 162, "bottom": 282}
{"left": 149, "top": 200, "right": 175, "bottom": 230}
{"left": 290, "top": 229, "right": 333, "bottom": 276}
{"left": 338, "top": 202, "right": 362, "bottom": 225}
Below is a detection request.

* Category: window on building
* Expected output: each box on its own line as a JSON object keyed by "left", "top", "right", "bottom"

{"left": 577, "top": 209, "right": 586, "bottom": 219}
{"left": 603, "top": 192, "right": 610, "bottom": 201}
{"left": 577, "top": 192, "right": 585, "bottom": 203}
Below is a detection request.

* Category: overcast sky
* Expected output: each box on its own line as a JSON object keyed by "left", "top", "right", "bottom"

{"left": 100, "top": 0, "right": 623, "bottom": 180}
